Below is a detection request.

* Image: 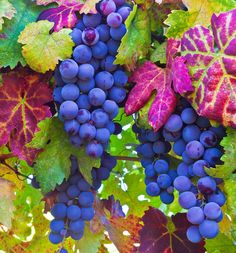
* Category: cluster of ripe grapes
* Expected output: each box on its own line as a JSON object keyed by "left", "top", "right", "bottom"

{"left": 53, "top": 0, "right": 131, "bottom": 158}
{"left": 134, "top": 98, "right": 226, "bottom": 243}
{"left": 48, "top": 153, "right": 116, "bottom": 253}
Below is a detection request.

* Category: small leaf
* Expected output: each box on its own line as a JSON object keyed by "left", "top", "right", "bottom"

{"left": 150, "top": 42, "right": 167, "bottom": 64}
{"left": 140, "top": 208, "right": 205, "bottom": 253}
{"left": 0, "top": 1, "right": 44, "bottom": 69}
{"left": 181, "top": 10, "right": 236, "bottom": 129}
{"left": 0, "top": 0, "right": 16, "bottom": 31}
{"left": 0, "top": 178, "right": 15, "bottom": 228}
{"left": 115, "top": 5, "right": 151, "bottom": 71}
{"left": 28, "top": 117, "right": 100, "bottom": 193}
{"left": 18, "top": 20, "right": 74, "bottom": 73}
{"left": 0, "top": 70, "right": 52, "bottom": 164}
{"left": 206, "top": 128, "right": 236, "bottom": 178}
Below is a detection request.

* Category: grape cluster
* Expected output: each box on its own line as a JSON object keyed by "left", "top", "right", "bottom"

{"left": 53, "top": 0, "right": 131, "bottom": 158}
{"left": 48, "top": 153, "right": 116, "bottom": 252}
{"left": 133, "top": 98, "right": 226, "bottom": 243}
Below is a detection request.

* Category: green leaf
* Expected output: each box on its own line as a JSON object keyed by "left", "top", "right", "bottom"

{"left": 18, "top": 20, "right": 74, "bottom": 73}
{"left": 0, "top": 0, "right": 16, "bottom": 31}
{"left": 0, "top": 0, "right": 44, "bottom": 69}
{"left": 76, "top": 225, "right": 105, "bottom": 253}
{"left": 0, "top": 178, "right": 15, "bottom": 228}
{"left": 28, "top": 117, "right": 100, "bottom": 193}
{"left": 206, "top": 128, "right": 236, "bottom": 179}
{"left": 164, "top": 0, "right": 236, "bottom": 38}
{"left": 205, "top": 232, "right": 236, "bottom": 253}
{"left": 115, "top": 5, "right": 151, "bottom": 71}
{"left": 150, "top": 42, "right": 167, "bottom": 64}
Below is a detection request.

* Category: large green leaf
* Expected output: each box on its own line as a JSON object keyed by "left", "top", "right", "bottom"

{"left": 28, "top": 117, "right": 100, "bottom": 193}
{"left": 0, "top": 0, "right": 44, "bottom": 68}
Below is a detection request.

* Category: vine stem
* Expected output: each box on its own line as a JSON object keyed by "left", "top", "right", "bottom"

{"left": 115, "top": 156, "right": 140, "bottom": 162}
{"left": 1, "top": 160, "right": 30, "bottom": 179}
{"left": 0, "top": 153, "right": 16, "bottom": 161}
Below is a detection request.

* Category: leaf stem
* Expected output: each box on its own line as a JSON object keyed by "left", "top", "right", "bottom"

{"left": 0, "top": 153, "right": 17, "bottom": 161}
{"left": 115, "top": 156, "right": 140, "bottom": 162}
{"left": 1, "top": 160, "right": 29, "bottom": 180}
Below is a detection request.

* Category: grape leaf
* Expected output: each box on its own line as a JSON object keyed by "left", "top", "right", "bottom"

{"left": 0, "top": 70, "right": 52, "bottom": 164}
{"left": 0, "top": 178, "right": 15, "bottom": 228}
{"left": 92, "top": 196, "right": 142, "bottom": 253}
{"left": 37, "top": 0, "right": 99, "bottom": 32}
{"left": 180, "top": 10, "right": 236, "bottom": 129}
{"left": 206, "top": 128, "right": 236, "bottom": 178}
{"left": 28, "top": 117, "right": 100, "bottom": 193}
{"left": 125, "top": 39, "right": 193, "bottom": 131}
{"left": 0, "top": 0, "right": 16, "bottom": 31}
{"left": 0, "top": 1, "right": 44, "bottom": 69}
{"left": 150, "top": 42, "right": 167, "bottom": 64}
{"left": 140, "top": 208, "right": 205, "bottom": 253}
{"left": 205, "top": 233, "right": 236, "bottom": 253}
{"left": 18, "top": 20, "right": 74, "bottom": 73}
{"left": 164, "top": 0, "right": 236, "bottom": 38}
{"left": 115, "top": 5, "right": 151, "bottom": 71}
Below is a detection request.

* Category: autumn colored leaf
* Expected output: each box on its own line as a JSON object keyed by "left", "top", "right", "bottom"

{"left": 0, "top": 178, "right": 15, "bottom": 228}
{"left": 0, "top": 0, "right": 16, "bottom": 31}
{"left": 115, "top": 5, "right": 151, "bottom": 71}
{"left": 180, "top": 10, "right": 236, "bottom": 129}
{"left": 140, "top": 208, "right": 205, "bottom": 253}
{"left": 164, "top": 0, "right": 236, "bottom": 38}
{"left": 0, "top": 70, "right": 52, "bottom": 164}
{"left": 125, "top": 39, "right": 193, "bottom": 131}
{"left": 92, "top": 196, "right": 142, "bottom": 253}
{"left": 28, "top": 117, "right": 100, "bottom": 193}
{"left": 18, "top": 20, "right": 74, "bottom": 73}
{"left": 37, "top": 0, "right": 99, "bottom": 32}
{"left": 0, "top": 1, "right": 44, "bottom": 69}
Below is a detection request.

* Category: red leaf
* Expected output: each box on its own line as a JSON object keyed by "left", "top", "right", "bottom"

{"left": 92, "top": 196, "right": 142, "bottom": 253}
{"left": 0, "top": 69, "right": 52, "bottom": 164}
{"left": 139, "top": 208, "right": 205, "bottom": 253}
{"left": 125, "top": 39, "right": 191, "bottom": 131}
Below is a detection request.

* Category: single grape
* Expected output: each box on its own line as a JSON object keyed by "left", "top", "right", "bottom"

{"left": 182, "top": 125, "right": 201, "bottom": 142}
{"left": 107, "top": 12, "right": 123, "bottom": 28}
{"left": 82, "top": 28, "right": 99, "bottom": 45}
{"left": 97, "top": 167, "right": 110, "bottom": 180}
{"left": 186, "top": 226, "right": 202, "bottom": 243}
{"left": 101, "top": 55, "right": 117, "bottom": 72}
{"left": 153, "top": 141, "right": 167, "bottom": 154}
{"left": 209, "top": 126, "right": 226, "bottom": 139}
{"left": 76, "top": 20, "right": 85, "bottom": 30}
{"left": 69, "top": 219, "right": 85, "bottom": 232}
{"left": 181, "top": 108, "right": 197, "bottom": 124}
{"left": 145, "top": 131, "right": 160, "bottom": 142}
{"left": 173, "top": 139, "right": 186, "bottom": 156}
{"left": 77, "top": 179, "right": 90, "bottom": 191}
{"left": 53, "top": 87, "right": 63, "bottom": 103}
{"left": 92, "top": 41, "right": 108, "bottom": 59}
{"left": 174, "top": 176, "right": 191, "bottom": 192}
{"left": 49, "top": 232, "right": 63, "bottom": 244}
{"left": 157, "top": 174, "right": 172, "bottom": 189}
{"left": 81, "top": 207, "right": 95, "bottom": 220}
{"left": 107, "top": 39, "right": 120, "bottom": 55}
{"left": 88, "top": 88, "right": 106, "bottom": 106}
{"left": 64, "top": 120, "right": 80, "bottom": 135}
{"left": 199, "top": 220, "right": 219, "bottom": 239}
{"left": 160, "top": 191, "right": 174, "bottom": 204}
{"left": 103, "top": 100, "right": 118, "bottom": 116}
{"left": 144, "top": 164, "right": 155, "bottom": 178}
{"left": 139, "top": 143, "right": 155, "bottom": 158}
{"left": 70, "top": 231, "right": 84, "bottom": 240}
{"left": 79, "top": 123, "right": 96, "bottom": 141}
{"left": 106, "top": 121, "right": 115, "bottom": 134}
{"left": 78, "top": 192, "right": 94, "bottom": 207}
{"left": 192, "top": 160, "right": 208, "bottom": 177}
{"left": 146, "top": 182, "right": 160, "bottom": 196}
{"left": 197, "top": 176, "right": 217, "bottom": 195}
{"left": 73, "top": 45, "right": 92, "bottom": 63}
{"left": 59, "top": 59, "right": 79, "bottom": 79}
{"left": 96, "top": 24, "right": 110, "bottom": 41}
{"left": 154, "top": 159, "right": 169, "bottom": 174}
{"left": 117, "top": 6, "right": 131, "bottom": 21}
{"left": 77, "top": 79, "right": 95, "bottom": 93}
{"left": 162, "top": 128, "right": 181, "bottom": 142}
{"left": 101, "top": 153, "right": 117, "bottom": 170}
{"left": 182, "top": 151, "right": 195, "bottom": 165}
{"left": 200, "top": 130, "right": 218, "bottom": 147}
{"left": 86, "top": 142, "right": 104, "bottom": 158}
{"left": 110, "top": 24, "right": 126, "bottom": 40}
{"left": 78, "top": 64, "right": 95, "bottom": 80}
{"left": 67, "top": 205, "right": 81, "bottom": 220}
{"left": 51, "top": 203, "right": 67, "bottom": 219}
{"left": 60, "top": 248, "right": 68, "bottom": 253}
{"left": 70, "top": 135, "right": 83, "bottom": 147}
{"left": 76, "top": 94, "right": 91, "bottom": 110}
{"left": 177, "top": 162, "right": 189, "bottom": 176}
{"left": 203, "top": 202, "right": 221, "bottom": 219}
{"left": 179, "top": 191, "right": 197, "bottom": 209}
{"left": 71, "top": 28, "right": 82, "bottom": 45}
{"left": 109, "top": 86, "right": 126, "bottom": 103}
{"left": 96, "top": 128, "right": 110, "bottom": 143}
{"left": 95, "top": 71, "right": 114, "bottom": 90}
{"left": 164, "top": 114, "right": 183, "bottom": 132}
{"left": 186, "top": 141, "right": 205, "bottom": 159}
{"left": 100, "top": 0, "right": 116, "bottom": 16}
{"left": 67, "top": 185, "right": 80, "bottom": 199}
{"left": 83, "top": 13, "right": 102, "bottom": 27}
{"left": 91, "top": 109, "right": 109, "bottom": 128}
{"left": 203, "top": 148, "right": 223, "bottom": 167}
{"left": 207, "top": 190, "right": 226, "bottom": 207}
{"left": 196, "top": 116, "right": 211, "bottom": 128}
{"left": 187, "top": 207, "right": 204, "bottom": 224}
{"left": 50, "top": 219, "right": 65, "bottom": 233}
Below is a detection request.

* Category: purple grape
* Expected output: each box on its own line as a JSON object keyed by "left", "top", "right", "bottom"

{"left": 64, "top": 120, "right": 80, "bottom": 135}
{"left": 88, "top": 88, "right": 106, "bottom": 106}
{"left": 61, "top": 84, "right": 80, "bottom": 100}
{"left": 187, "top": 207, "right": 204, "bottom": 224}
{"left": 197, "top": 176, "right": 216, "bottom": 195}
{"left": 78, "top": 64, "right": 95, "bottom": 80}
{"left": 73, "top": 45, "right": 92, "bottom": 63}
{"left": 186, "top": 141, "right": 205, "bottom": 159}
{"left": 59, "top": 59, "right": 79, "bottom": 79}
{"left": 203, "top": 202, "right": 221, "bottom": 219}
{"left": 91, "top": 109, "right": 109, "bottom": 128}
{"left": 96, "top": 24, "right": 110, "bottom": 41}
{"left": 95, "top": 71, "right": 114, "bottom": 89}
{"left": 71, "top": 28, "right": 82, "bottom": 45}
{"left": 86, "top": 142, "right": 104, "bottom": 158}
{"left": 100, "top": 0, "right": 116, "bottom": 16}
{"left": 76, "top": 109, "right": 91, "bottom": 124}
{"left": 164, "top": 114, "right": 183, "bottom": 132}
{"left": 173, "top": 176, "right": 191, "bottom": 192}
{"left": 82, "top": 28, "right": 99, "bottom": 45}
{"left": 146, "top": 182, "right": 160, "bottom": 196}
{"left": 107, "top": 12, "right": 123, "bottom": 28}
{"left": 186, "top": 226, "right": 202, "bottom": 243}
{"left": 82, "top": 13, "right": 102, "bottom": 27}
{"left": 200, "top": 130, "right": 218, "bottom": 147}
{"left": 179, "top": 191, "right": 197, "bottom": 209}
{"left": 199, "top": 220, "right": 219, "bottom": 239}
{"left": 79, "top": 123, "right": 96, "bottom": 141}
{"left": 117, "top": 6, "right": 131, "bottom": 21}
{"left": 60, "top": 101, "right": 78, "bottom": 120}
{"left": 110, "top": 24, "right": 126, "bottom": 40}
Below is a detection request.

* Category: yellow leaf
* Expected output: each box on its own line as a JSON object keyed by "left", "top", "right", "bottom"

{"left": 0, "top": 0, "right": 16, "bottom": 31}
{"left": 18, "top": 20, "right": 74, "bottom": 73}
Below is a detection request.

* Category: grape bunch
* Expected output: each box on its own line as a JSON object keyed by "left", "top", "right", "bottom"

{"left": 53, "top": 0, "right": 131, "bottom": 158}
{"left": 48, "top": 153, "right": 116, "bottom": 252}
{"left": 133, "top": 98, "right": 226, "bottom": 243}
